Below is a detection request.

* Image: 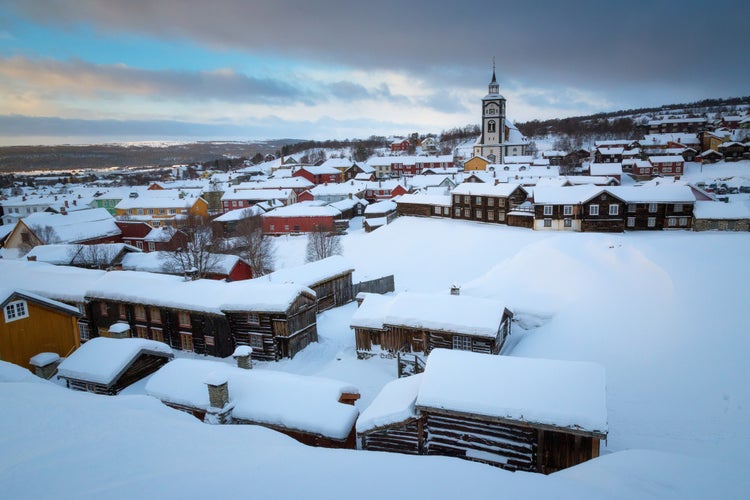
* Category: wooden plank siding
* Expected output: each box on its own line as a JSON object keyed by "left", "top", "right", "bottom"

{"left": 624, "top": 202, "right": 694, "bottom": 230}
{"left": 451, "top": 188, "right": 528, "bottom": 225}
{"left": 88, "top": 292, "right": 319, "bottom": 361}
{"left": 359, "top": 418, "right": 424, "bottom": 455}
{"left": 311, "top": 273, "right": 353, "bottom": 312}
{"left": 356, "top": 311, "right": 512, "bottom": 357}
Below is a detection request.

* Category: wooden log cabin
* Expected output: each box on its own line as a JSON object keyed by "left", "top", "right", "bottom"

{"left": 146, "top": 358, "right": 360, "bottom": 449}
{"left": 84, "top": 270, "right": 319, "bottom": 361}
{"left": 352, "top": 292, "right": 512, "bottom": 358}
{"left": 56, "top": 337, "right": 173, "bottom": 395}
{"left": 358, "top": 349, "right": 608, "bottom": 474}
{"left": 451, "top": 182, "right": 528, "bottom": 225}
{"left": 256, "top": 255, "right": 354, "bottom": 312}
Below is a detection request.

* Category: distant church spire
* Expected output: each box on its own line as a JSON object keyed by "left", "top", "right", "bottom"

{"left": 489, "top": 57, "right": 499, "bottom": 95}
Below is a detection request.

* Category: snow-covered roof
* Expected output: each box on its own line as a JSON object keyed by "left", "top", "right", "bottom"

{"left": 256, "top": 255, "right": 353, "bottom": 289}
{"left": 416, "top": 349, "right": 608, "bottom": 437}
{"left": 83, "top": 268, "right": 313, "bottom": 314}
{"left": 364, "top": 200, "right": 397, "bottom": 214}
{"left": 589, "top": 163, "right": 623, "bottom": 176}
{"left": 350, "top": 293, "right": 394, "bottom": 330}
{"left": 396, "top": 193, "right": 452, "bottom": 207}
{"left": 452, "top": 182, "right": 523, "bottom": 197}
{"left": 120, "top": 251, "right": 243, "bottom": 276}
{"left": 25, "top": 243, "right": 139, "bottom": 266}
{"left": 57, "top": 337, "right": 173, "bottom": 386}
{"left": 22, "top": 208, "right": 121, "bottom": 244}
{"left": 115, "top": 190, "right": 203, "bottom": 210}
{"left": 212, "top": 206, "right": 264, "bottom": 222}
{"left": 607, "top": 185, "right": 695, "bottom": 203}
{"left": 261, "top": 202, "right": 341, "bottom": 218}
{"left": 693, "top": 200, "right": 750, "bottom": 219}
{"left": 596, "top": 147, "right": 624, "bottom": 155}
{"left": 233, "top": 177, "right": 313, "bottom": 190}
{"left": 356, "top": 374, "right": 423, "bottom": 433}
{"left": 298, "top": 165, "right": 344, "bottom": 175}
{"left": 319, "top": 158, "right": 355, "bottom": 169}
{"left": 143, "top": 226, "right": 179, "bottom": 242}
{"left": 221, "top": 189, "right": 294, "bottom": 202}
{"left": 649, "top": 155, "right": 685, "bottom": 164}
{"left": 146, "top": 358, "right": 359, "bottom": 440}
{"left": 328, "top": 197, "right": 368, "bottom": 212}
{"left": 532, "top": 185, "right": 603, "bottom": 205}
{"left": 0, "top": 259, "right": 105, "bottom": 304}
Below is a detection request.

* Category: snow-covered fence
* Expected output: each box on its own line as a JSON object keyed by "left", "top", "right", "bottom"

{"left": 352, "top": 275, "right": 395, "bottom": 296}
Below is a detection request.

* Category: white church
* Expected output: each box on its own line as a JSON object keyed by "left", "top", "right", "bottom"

{"left": 472, "top": 67, "right": 529, "bottom": 163}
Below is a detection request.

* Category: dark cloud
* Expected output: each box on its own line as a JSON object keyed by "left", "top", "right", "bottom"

{"left": 5, "top": 0, "right": 749, "bottom": 102}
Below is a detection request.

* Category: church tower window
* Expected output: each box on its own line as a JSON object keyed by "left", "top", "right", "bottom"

{"left": 488, "top": 120, "right": 496, "bottom": 133}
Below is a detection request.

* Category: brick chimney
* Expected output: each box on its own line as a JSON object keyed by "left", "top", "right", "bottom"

{"left": 450, "top": 284, "right": 460, "bottom": 296}
{"left": 232, "top": 345, "right": 253, "bottom": 369}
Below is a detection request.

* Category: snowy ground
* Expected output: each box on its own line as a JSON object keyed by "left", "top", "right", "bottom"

{"left": 2, "top": 211, "right": 750, "bottom": 497}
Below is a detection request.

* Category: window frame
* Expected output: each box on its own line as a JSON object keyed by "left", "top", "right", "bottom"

{"left": 452, "top": 335, "right": 472, "bottom": 351}
{"left": 589, "top": 204, "right": 600, "bottom": 216}
{"left": 4, "top": 300, "right": 29, "bottom": 323}
{"left": 543, "top": 205, "right": 553, "bottom": 216}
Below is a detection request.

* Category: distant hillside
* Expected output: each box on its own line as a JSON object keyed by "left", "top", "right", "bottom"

{"left": 0, "top": 139, "right": 304, "bottom": 173}
{"left": 516, "top": 96, "right": 750, "bottom": 142}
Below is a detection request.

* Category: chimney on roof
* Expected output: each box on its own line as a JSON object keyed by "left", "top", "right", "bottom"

{"left": 495, "top": 179, "right": 499, "bottom": 186}
{"left": 73, "top": 199, "right": 77, "bottom": 206}
{"left": 60, "top": 207, "right": 67, "bottom": 215}
{"left": 233, "top": 346, "right": 253, "bottom": 370}
{"left": 29, "top": 352, "right": 61, "bottom": 380}
{"left": 204, "top": 373, "right": 232, "bottom": 425}
{"left": 26, "top": 255, "right": 37, "bottom": 262}
{"left": 23, "top": 196, "right": 27, "bottom": 201}
{"left": 450, "top": 284, "right": 460, "bottom": 296}
{"left": 64, "top": 200, "right": 69, "bottom": 208}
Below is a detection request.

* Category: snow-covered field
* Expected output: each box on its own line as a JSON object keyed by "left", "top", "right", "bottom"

{"left": 2, "top": 216, "right": 749, "bottom": 497}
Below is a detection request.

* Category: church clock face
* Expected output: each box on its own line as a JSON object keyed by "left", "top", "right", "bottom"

{"left": 485, "top": 105, "right": 498, "bottom": 116}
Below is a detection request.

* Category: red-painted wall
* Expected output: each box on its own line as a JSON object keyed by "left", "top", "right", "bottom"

{"left": 262, "top": 215, "right": 336, "bottom": 234}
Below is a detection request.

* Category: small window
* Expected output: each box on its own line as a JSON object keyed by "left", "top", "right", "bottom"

{"left": 454, "top": 208, "right": 461, "bottom": 217}
{"left": 544, "top": 205, "right": 553, "bottom": 216}
{"left": 563, "top": 205, "right": 573, "bottom": 216}
{"left": 453, "top": 195, "right": 460, "bottom": 204}
{"left": 674, "top": 203, "right": 683, "bottom": 212}
{"left": 433, "top": 206, "right": 441, "bottom": 215}
{"left": 452, "top": 335, "right": 472, "bottom": 351}
{"left": 648, "top": 203, "right": 658, "bottom": 213}
{"left": 564, "top": 218, "right": 572, "bottom": 228}
{"left": 151, "top": 308, "right": 161, "bottom": 324}
{"left": 148, "top": 242, "right": 155, "bottom": 252}
{"left": 78, "top": 321, "right": 91, "bottom": 341}
{"left": 205, "top": 335, "right": 215, "bottom": 347}
{"left": 178, "top": 311, "right": 191, "bottom": 328}
{"left": 180, "top": 332, "right": 194, "bottom": 352}
{"left": 487, "top": 198, "right": 494, "bottom": 207}
{"left": 648, "top": 217, "right": 656, "bottom": 228}
{"left": 475, "top": 196, "right": 482, "bottom": 204}
{"left": 464, "top": 208, "right": 470, "bottom": 218}
{"left": 544, "top": 219, "right": 552, "bottom": 228}
{"left": 134, "top": 305, "right": 146, "bottom": 321}
{"left": 249, "top": 334, "right": 264, "bottom": 349}
{"left": 628, "top": 204, "right": 636, "bottom": 213}
{"left": 135, "top": 325, "right": 149, "bottom": 339}
{"left": 247, "top": 313, "right": 260, "bottom": 325}
{"left": 609, "top": 204, "right": 619, "bottom": 216}
{"left": 100, "top": 302, "right": 108, "bottom": 317}
{"left": 118, "top": 304, "right": 127, "bottom": 319}
{"left": 627, "top": 217, "right": 635, "bottom": 227}
{"left": 4, "top": 300, "right": 29, "bottom": 323}
{"left": 475, "top": 209, "right": 482, "bottom": 219}
{"left": 589, "top": 205, "right": 599, "bottom": 216}
{"left": 668, "top": 218, "right": 677, "bottom": 227}
{"left": 443, "top": 207, "right": 449, "bottom": 216}
{"left": 151, "top": 327, "right": 164, "bottom": 342}
{"left": 679, "top": 217, "right": 688, "bottom": 226}
{"left": 464, "top": 195, "right": 470, "bottom": 203}
{"left": 269, "top": 224, "right": 275, "bottom": 231}
{"left": 488, "top": 211, "right": 494, "bottom": 221}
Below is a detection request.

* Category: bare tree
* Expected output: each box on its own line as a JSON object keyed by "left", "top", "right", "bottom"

{"left": 31, "top": 225, "right": 60, "bottom": 245}
{"left": 68, "top": 244, "right": 116, "bottom": 270}
{"left": 236, "top": 227, "right": 275, "bottom": 277}
{"left": 305, "top": 224, "right": 342, "bottom": 263}
{"left": 161, "top": 217, "right": 222, "bottom": 279}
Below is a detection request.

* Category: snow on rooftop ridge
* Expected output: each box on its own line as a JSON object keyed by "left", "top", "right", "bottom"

{"left": 0, "top": 260, "right": 105, "bottom": 304}
{"left": 382, "top": 292, "right": 508, "bottom": 338}
{"left": 256, "top": 255, "right": 353, "bottom": 289}
{"left": 57, "top": 337, "right": 173, "bottom": 386}
{"left": 416, "top": 349, "right": 608, "bottom": 436}
{"left": 356, "top": 373, "right": 423, "bottom": 433}
{"left": 145, "top": 358, "right": 358, "bottom": 440}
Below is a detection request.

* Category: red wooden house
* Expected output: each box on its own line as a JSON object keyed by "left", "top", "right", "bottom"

{"left": 261, "top": 203, "right": 342, "bottom": 235}
{"left": 292, "top": 166, "right": 342, "bottom": 185}
{"left": 390, "top": 139, "right": 410, "bottom": 152}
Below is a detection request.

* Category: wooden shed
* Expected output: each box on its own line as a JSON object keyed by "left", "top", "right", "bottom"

{"left": 56, "top": 337, "right": 173, "bottom": 395}
{"left": 352, "top": 292, "right": 512, "bottom": 358}
{"left": 0, "top": 289, "right": 81, "bottom": 370}
{"left": 358, "top": 350, "right": 608, "bottom": 474}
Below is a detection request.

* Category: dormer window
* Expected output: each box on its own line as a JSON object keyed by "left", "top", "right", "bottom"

{"left": 4, "top": 300, "right": 28, "bottom": 323}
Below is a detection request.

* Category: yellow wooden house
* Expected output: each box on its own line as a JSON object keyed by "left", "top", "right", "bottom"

{"left": 0, "top": 289, "right": 81, "bottom": 370}
{"left": 464, "top": 156, "right": 491, "bottom": 172}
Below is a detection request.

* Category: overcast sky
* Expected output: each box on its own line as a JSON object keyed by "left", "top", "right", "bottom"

{"left": 1, "top": 0, "right": 748, "bottom": 145}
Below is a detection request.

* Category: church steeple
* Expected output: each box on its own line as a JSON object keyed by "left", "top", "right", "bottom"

{"left": 488, "top": 57, "right": 499, "bottom": 95}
